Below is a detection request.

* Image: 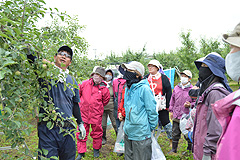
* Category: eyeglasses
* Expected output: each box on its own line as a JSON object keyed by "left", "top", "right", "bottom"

{"left": 147, "top": 65, "right": 155, "bottom": 68}
{"left": 58, "top": 51, "right": 71, "bottom": 58}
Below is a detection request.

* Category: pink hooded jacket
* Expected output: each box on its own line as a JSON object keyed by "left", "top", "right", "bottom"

{"left": 212, "top": 89, "right": 240, "bottom": 160}
{"left": 193, "top": 83, "right": 230, "bottom": 160}
{"left": 79, "top": 78, "right": 110, "bottom": 124}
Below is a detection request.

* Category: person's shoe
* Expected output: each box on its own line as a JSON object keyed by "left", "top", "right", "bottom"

{"left": 76, "top": 153, "right": 85, "bottom": 160}
{"left": 182, "top": 150, "right": 191, "bottom": 155}
{"left": 102, "top": 137, "right": 106, "bottom": 145}
{"left": 93, "top": 148, "right": 100, "bottom": 157}
{"left": 182, "top": 142, "right": 192, "bottom": 155}
{"left": 168, "top": 149, "right": 177, "bottom": 155}
{"left": 117, "top": 153, "right": 124, "bottom": 157}
{"left": 168, "top": 141, "right": 178, "bottom": 155}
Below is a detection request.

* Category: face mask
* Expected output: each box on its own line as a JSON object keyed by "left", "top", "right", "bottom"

{"left": 180, "top": 77, "right": 189, "bottom": 84}
{"left": 198, "top": 67, "right": 212, "bottom": 82}
{"left": 105, "top": 75, "right": 112, "bottom": 81}
{"left": 123, "top": 70, "right": 137, "bottom": 81}
{"left": 93, "top": 74, "right": 103, "bottom": 84}
{"left": 198, "top": 67, "right": 215, "bottom": 95}
{"left": 123, "top": 70, "right": 141, "bottom": 88}
{"left": 226, "top": 51, "right": 240, "bottom": 82}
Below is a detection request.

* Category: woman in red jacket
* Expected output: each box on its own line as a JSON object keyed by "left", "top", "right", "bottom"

{"left": 76, "top": 66, "right": 110, "bottom": 160}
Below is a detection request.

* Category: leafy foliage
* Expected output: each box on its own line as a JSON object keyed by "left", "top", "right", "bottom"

{"left": 0, "top": 0, "right": 89, "bottom": 158}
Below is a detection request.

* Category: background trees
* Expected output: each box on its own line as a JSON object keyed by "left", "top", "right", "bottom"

{"left": 0, "top": 0, "right": 231, "bottom": 159}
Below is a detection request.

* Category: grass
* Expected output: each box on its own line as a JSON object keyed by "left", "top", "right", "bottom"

{"left": 0, "top": 119, "right": 193, "bottom": 160}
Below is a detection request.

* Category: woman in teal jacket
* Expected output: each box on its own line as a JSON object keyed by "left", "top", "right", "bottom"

{"left": 121, "top": 61, "right": 158, "bottom": 160}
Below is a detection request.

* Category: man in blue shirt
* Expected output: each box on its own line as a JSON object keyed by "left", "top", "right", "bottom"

{"left": 28, "top": 45, "right": 86, "bottom": 160}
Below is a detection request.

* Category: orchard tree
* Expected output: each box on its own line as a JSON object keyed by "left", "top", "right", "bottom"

{"left": 176, "top": 31, "right": 199, "bottom": 76}
{"left": 0, "top": 0, "right": 88, "bottom": 159}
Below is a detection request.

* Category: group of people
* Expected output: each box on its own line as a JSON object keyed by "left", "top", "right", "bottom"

{"left": 30, "top": 22, "right": 240, "bottom": 160}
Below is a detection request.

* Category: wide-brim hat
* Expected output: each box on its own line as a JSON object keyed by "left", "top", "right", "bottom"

{"left": 194, "top": 54, "right": 225, "bottom": 80}
{"left": 222, "top": 23, "right": 240, "bottom": 48}
{"left": 121, "top": 61, "right": 145, "bottom": 76}
{"left": 58, "top": 45, "right": 73, "bottom": 60}
{"left": 180, "top": 70, "right": 192, "bottom": 78}
{"left": 90, "top": 66, "right": 106, "bottom": 80}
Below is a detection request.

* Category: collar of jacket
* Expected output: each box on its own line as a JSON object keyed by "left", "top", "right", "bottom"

{"left": 127, "top": 79, "right": 149, "bottom": 92}
{"left": 149, "top": 72, "right": 161, "bottom": 81}
{"left": 178, "top": 82, "right": 191, "bottom": 89}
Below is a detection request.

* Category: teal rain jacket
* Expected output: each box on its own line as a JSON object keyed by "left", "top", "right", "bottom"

{"left": 123, "top": 79, "right": 158, "bottom": 141}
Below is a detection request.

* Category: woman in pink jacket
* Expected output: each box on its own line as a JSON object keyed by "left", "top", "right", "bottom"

{"left": 212, "top": 22, "right": 240, "bottom": 160}
{"left": 76, "top": 66, "right": 110, "bottom": 160}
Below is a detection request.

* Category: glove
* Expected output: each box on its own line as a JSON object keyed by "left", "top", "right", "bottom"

{"left": 78, "top": 122, "right": 86, "bottom": 140}
{"left": 202, "top": 154, "right": 211, "bottom": 160}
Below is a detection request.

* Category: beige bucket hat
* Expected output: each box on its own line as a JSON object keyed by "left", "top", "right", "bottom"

{"left": 121, "top": 61, "right": 145, "bottom": 76}
{"left": 180, "top": 70, "right": 192, "bottom": 78}
{"left": 223, "top": 23, "right": 240, "bottom": 48}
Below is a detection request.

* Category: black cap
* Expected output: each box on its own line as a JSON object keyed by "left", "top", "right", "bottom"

{"left": 57, "top": 45, "right": 73, "bottom": 59}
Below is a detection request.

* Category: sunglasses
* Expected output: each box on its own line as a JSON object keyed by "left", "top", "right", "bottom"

{"left": 58, "top": 51, "right": 71, "bottom": 58}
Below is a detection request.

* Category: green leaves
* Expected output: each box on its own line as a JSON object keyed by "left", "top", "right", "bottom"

{"left": 1, "top": 59, "right": 18, "bottom": 68}
{"left": 0, "top": 17, "right": 19, "bottom": 25}
{"left": 46, "top": 121, "right": 54, "bottom": 130}
{"left": 0, "top": 71, "right": 6, "bottom": 80}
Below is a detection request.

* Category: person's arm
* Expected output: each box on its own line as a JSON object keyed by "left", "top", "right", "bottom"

{"left": 143, "top": 85, "right": 158, "bottom": 131}
{"left": 169, "top": 88, "right": 175, "bottom": 120}
{"left": 102, "top": 87, "right": 110, "bottom": 107}
{"left": 112, "top": 79, "right": 117, "bottom": 99}
{"left": 169, "top": 88, "right": 175, "bottom": 112}
{"left": 203, "top": 90, "right": 226, "bottom": 157}
{"left": 118, "top": 87, "right": 126, "bottom": 121}
{"left": 162, "top": 75, "right": 172, "bottom": 109}
{"left": 72, "top": 102, "right": 82, "bottom": 125}
{"left": 72, "top": 80, "right": 82, "bottom": 125}
{"left": 73, "top": 80, "right": 86, "bottom": 139}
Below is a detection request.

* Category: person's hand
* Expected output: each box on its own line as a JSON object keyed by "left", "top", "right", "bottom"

{"left": 118, "top": 113, "right": 124, "bottom": 121}
{"left": 169, "top": 112, "right": 173, "bottom": 120}
{"left": 43, "top": 59, "right": 54, "bottom": 65}
{"left": 78, "top": 122, "right": 86, "bottom": 140}
{"left": 184, "top": 101, "right": 191, "bottom": 108}
{"left": 192, "top": 86, "right": 199, "bottom": 90}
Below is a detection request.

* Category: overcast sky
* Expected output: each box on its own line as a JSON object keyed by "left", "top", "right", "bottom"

{"left": 43, "top": 0, "right": 239, "bottom": 59}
